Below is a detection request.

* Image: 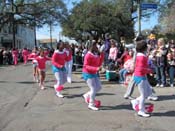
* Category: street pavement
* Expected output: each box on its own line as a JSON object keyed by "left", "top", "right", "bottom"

{"left": 0, "top": 63, "right": 175, "bottom": 131}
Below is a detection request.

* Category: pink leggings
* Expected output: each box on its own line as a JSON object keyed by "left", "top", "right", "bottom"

{"left": 13, "top": 56, "right": 18, "bottom": 65}
{"left": 23, "top": 56, "right": 28, "bottom": 64}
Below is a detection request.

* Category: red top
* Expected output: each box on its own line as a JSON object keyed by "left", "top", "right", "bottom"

{"left": 134, "top": 53, "right": 152, "bottom": 76}
{"left": 12, "top": 50, "right": 18, "bottom": 57}
{"left": 22, "top": 49, "right": 29, "bottom": 56}
{"left": 28, "top": 53, "right": 38, "bottom": 63}
{"left": 83, "top": 51, "right": 104, "bottom": 74}
{"left": 52, "top": 50, "right": 68, "bottom": 68}
{"left": 36, "top": 56, "right": 50, "bottom": 70}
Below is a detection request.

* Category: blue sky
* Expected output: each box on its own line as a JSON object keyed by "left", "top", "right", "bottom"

{"left": 135, "top": 10, "right": 159, "bottom": 32}
{"left": 36, "top": 0, "right": 77, "bottom": 41}
{"left": 36, "top": 1, "right": 158, "bottom": 40}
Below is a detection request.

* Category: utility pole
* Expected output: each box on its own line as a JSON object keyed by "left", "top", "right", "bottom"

{"left": 33, "top": 17, "right": 37, "bottom": 47}
{"left": 49, "top": 21, "right": 53, "bottom": 48}
{"left": 137, "top": 0, "right": 141, "bottom": 35}
{"left": 34, "top": 26, "right": 37, "bottom": 47}
{"left": 11, "top": 0, "right": 16, "bottom": 48}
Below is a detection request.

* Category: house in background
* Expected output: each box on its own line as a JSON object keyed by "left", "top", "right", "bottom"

{"left": 17, "top": 25, "right": 35, "bottom": 49}
{"left": 38, "top": 39, "right": 57, "bottom": 49}
{"left": 0, "top": 24, "right": 35, "bottom": 49}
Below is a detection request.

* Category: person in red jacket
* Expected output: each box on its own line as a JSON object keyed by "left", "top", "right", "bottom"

{"left": 82, "top": 41, "right": 104, "bottom": 111}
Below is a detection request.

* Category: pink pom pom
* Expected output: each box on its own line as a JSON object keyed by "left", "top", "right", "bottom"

{"left": 135, "top": 104, "right": 154, "bottom": 113}
{"left": 94, "top": 100, "right": 101, "bottom": 108}
{"left": 87, "top": 97, "right": 90, "bottom": 103}
{"left": 145, "top": 104, "right": 154, "bottom": 113}
{"left": 86, "top": 97, "right": 101, "bottom": 107}
{"left": 135, "top": 104, "right": 140, "bottom": 112}
{"left": 56, "top": 85, "right": 64, "bottom": 91}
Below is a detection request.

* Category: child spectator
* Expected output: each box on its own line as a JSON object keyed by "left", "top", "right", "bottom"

{"left": 119, "top": 49, "right": 134, "bottom": 83}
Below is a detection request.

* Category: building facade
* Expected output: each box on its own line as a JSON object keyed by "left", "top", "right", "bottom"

{"left": 17, "top": 25, "right": 35, "bottom": 49}
{"left": 0, "top": 24, "right": 35, "bottom": 49}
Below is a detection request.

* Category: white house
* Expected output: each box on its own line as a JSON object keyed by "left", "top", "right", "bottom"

{"left": 17, "top": 25, "right": 35, "bottom": 49}
{"left": 0, "top": 24, "right": 35, "bottom": 49}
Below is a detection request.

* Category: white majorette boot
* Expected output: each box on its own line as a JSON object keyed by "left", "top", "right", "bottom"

{"left": 40, "top": 84, "right": 45, "bottom": 90}
{"left": 138, "top": 110, "right": 150, "bottom": 117}
{"left": 147, "top": 95, "right": 158, "bottom": 101}
{"left": 131, "top": 99, "right": 139, "bottom": 111}
{"left": 56, "top": 92, "right": 64, "bottom": 98}
{"left": 83, "top": 93, "right": 89, "bottom": 104}
{"left": 54, "top": 85, "right": 64, "bottom": 98}
{"left": 88, "top": 103, "right": 99, "bottom": 111}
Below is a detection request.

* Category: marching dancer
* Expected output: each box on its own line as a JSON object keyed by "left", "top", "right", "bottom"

{"left": 28, "top": 47, "right": 39, "bottom": 82}
{"left": 22, "top": 48, "right": 29, "bottom": 65}
{"left": 35, "top": 49, "right": 51, "bottom": 90}
{"left": 82, "top": 41, "right": 104, "bottom": 111}
{"left": 64, "top": 42, "right": 73, "bottom": 83}
{"left": 131, "top": 40, "right": 153, "bottom": 117}
{"left": 52, "top": 42, "right": 68, "bottom": 98}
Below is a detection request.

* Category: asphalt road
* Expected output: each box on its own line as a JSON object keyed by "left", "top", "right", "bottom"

{"left": 0, "top": 63, "right": 175, "bottom": 131}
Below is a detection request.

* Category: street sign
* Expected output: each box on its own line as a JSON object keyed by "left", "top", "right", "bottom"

{"left": 141, "top": 3, "right": 157, "bottom": 9}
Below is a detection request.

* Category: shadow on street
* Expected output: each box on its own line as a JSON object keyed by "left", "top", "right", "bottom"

{"left": 153, "top": 111, "right": 175, "bottom": 117}
{"left": 100, "top": 103, "right": 132, "bottom": 111}
{"left": 157, "top": 94, "right": 175, "bottom": 101}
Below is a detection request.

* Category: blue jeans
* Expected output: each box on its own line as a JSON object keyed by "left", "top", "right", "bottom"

{"left": 155, "top": 66, "right": 166, "bottom": 85}
{"left": 119, "top": 68, "right": 128, "bottom": 82}
{"left": 104, "top": 52, "right": 109, "bottom": 67}
{"left": 169, "top": 66, "right": 175, "bottom": 84}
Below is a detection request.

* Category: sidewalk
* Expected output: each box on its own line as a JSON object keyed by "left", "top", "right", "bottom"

{"left": 0, "top": 64, "right": 175, "bottom": 131}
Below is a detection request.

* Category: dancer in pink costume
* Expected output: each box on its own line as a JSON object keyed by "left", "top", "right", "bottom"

{"left": 35, "top": 49, "right": 51, "bottom": 90}
{"left": 52, "top": 42, "right": 68, "bottom": 98}
{"left": 22, "top": 48, "right": 29, "bottom": 65}
{"left": 82, "top": 41, "right": 104, "bottom": 111}
{"left": 28, "top": 47, "right": 39, "bottom": 82}
{"left": 64, "top": 42, "right": 73, "bottom": 83}
{"left": 12, "top": 48, "right": 18, "bottom": 65}
{"left": 131, "top": 40, "right": 153, "bottom": 117}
